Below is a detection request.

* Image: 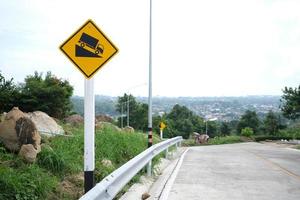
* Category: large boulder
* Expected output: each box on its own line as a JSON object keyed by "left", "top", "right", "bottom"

{"left": 16, "top": 116, "right": 41, "bottom": 152}
{"left": 64, "top": 114, "right": 84, "bottom": 126}
{"left": 0, "top": 107, "right": 25, "bottom": 151}
{"left": 95, "top": 115, "right": 113, "bottom": 123}
{"left": 123, "top": 126, "right": 134, "bottom": 133}
{"left": 0, "top": 107, "right": 41, "bottom": 152}
{"left": 25, "top": 111, "right": 64, "bottom": 136}
{"left": 96, "top": 121, "right": 121, "bottom": 132}
{"left": 193, "top": 132, "right": 209, "bottom": 144}
{"left": 0, "top": 112, "right": 6, "bottom": 122}
{"left": 19, "top": 144, "right": 38, "bottom": 163}
{"left": 199, "top": 134, "right": 210, "bottom": 144}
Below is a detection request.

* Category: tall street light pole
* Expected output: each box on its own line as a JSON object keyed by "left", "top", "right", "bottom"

{"left": 148, "top": 0, "right": 153, "bottom": 148}
{"left": 147, "top": 0, "right": 153, "bottom": 177}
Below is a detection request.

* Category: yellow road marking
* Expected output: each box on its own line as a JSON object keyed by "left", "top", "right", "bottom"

{"left": 245, "top": 150, "right": 300, "bottom": 181}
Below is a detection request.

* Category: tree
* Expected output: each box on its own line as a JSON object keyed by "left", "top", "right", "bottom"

{"left": 131, "top": 103, "right": 148, "bottom": 131}
{"left": 167, "top": 104, "right": 193, "bottom": 121}
{"left": 220, "top": 122, "right": 231, "bottom": 136}
{"left": 165, "top": 104, "right": 204, "bottom": 139}
{"left": 263, "top": 110, "right": 280, "bottom": 135}
{"left": 237, "top": 110, "right": 260, "bottom": 134}
{"left": 228, "top": 120, "right": 239, "bottom": 135}
{"left": 116, "top": 94, "right": 148, "bottom": 131}
{"left": 206, "top": 121, "right": 219, "bottom": 137}
{"left": 191, "top": 115, "right": 205, "bottom": 133}
{"left": 280, "top": 85, "right": 300, "bottom": 120}
{"left": 0, "top": 72, "right": 20, "bottom": 112}
{"left": 18, "top": 72, "right": 73, "bottom": 119}
{"left": 116, "top": 93, "right": 138, "bottom": 114}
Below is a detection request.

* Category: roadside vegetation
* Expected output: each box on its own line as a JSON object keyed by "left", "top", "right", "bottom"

{"left": 183, "top": 136, "right": 244, "bottom": 146}
{"left": 0, "top": 124, "right": 161, "bottom": 200}
{"left": 0, "top": 71, "right": 300, "bottom": 198}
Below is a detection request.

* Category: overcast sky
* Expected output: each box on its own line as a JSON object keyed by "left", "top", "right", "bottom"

{"left": 0, "top": 0, "right": 299, "bottom": 97}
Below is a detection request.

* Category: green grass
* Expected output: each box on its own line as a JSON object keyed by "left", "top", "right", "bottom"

{"left": 208, "top": 136, "right": 243, "bottom": 145}
{"left": 295, "top": 145, "right": 300, "bottom": 150}
{"left": 0, "top": 148, "right": 57, "bottom": 200}
{"left": 183, "top": 135, "right": 244, "bottom": 146}
{"left": 0, "top": 123, "right": 162, "bottom": 199}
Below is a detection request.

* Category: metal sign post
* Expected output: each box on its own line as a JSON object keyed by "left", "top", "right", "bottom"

{"left": 159, "top": 122, "right": 166, "bottom": 139}
{"left": 60, "top": 19, "right": 118, "bottom": 193}
{"left": 84, "top": 78, "right": 95, "bottom": 193}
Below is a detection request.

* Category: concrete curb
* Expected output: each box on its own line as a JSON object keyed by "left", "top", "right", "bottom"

{"left": 119, "top": 147, "right": 187, "bottom": 200}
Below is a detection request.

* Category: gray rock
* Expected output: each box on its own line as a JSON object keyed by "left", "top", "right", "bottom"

{"left": 25, "top": 111, "right": 64, "bottom": 136}
{"left": 19, "top": 144, "right": 37, "bottom": 163}
{"left": 123, "top": 126, "right": 134, "bottom": 133}
{"left": 0, "top": 107, "right": 26, "bottom": 152}
{"left": 16, "top": 117, "right": 41, "bottom": 152}
{"left": 0, "top": 107, "right": 42, "bottom": 152}
{"left": 64, "top": 114, "right": 83, "bottom": 126}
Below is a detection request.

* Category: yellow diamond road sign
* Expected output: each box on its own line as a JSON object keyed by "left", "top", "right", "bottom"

{"left": 160, "top": 122, "right": 166, "bottom": 130}
{"left": 60, "top": 20, "right": 118, "bottom": 78}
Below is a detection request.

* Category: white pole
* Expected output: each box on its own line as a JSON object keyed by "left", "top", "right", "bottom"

{"left": 84, "top": 78, "right": 95, "bottom": 193}
{"left": 127, "top": 95, "right": 129, "bottom": 127}
{"left": 147, "top": 0, "right": 153, "bottom": 177}
{"left": 160, "top": 129, "right": 163, "bottom": 139}
{"left": 121, "top": 104, "right": 123, "bottom": 128}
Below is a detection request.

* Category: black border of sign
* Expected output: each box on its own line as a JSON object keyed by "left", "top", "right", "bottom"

{"left": 59, "top": 19, "right": 118, "bottom": 79}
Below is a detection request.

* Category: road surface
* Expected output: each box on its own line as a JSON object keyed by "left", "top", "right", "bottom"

{"left": 155, "top": 142, "right": 300, "bottom": 200}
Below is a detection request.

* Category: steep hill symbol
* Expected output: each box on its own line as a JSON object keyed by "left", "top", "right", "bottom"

{"left": 75, "top": 45, "right": 101, "bottom": 58}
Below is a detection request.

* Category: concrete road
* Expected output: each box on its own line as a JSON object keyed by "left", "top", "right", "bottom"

{"left": 163, "top": 143, "right": 300, "bottom": 200}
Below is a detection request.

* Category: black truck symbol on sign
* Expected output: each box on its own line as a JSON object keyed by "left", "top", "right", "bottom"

{"left": 75, "top": 33, "right": 104, "bottom": 58}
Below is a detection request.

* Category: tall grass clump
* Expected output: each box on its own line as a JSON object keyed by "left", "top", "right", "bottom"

{"left": 94, "top": 126, "right": 147, "bottom": 181}
{"left": 47, "top": 126, "right": 84, "bottom": 175}
{"left": 37, "top": 146, "right": 66, "bottom": 176}
{"left": 0, "top": 165, "right": 57, "bottom": 200}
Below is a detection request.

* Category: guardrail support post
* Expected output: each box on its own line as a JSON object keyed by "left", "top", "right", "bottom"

{"left": 165, "top": 147, "right": 169, "bottom": 159}
{"left": 147, "top": 160, "right": 152, "bottom": 176}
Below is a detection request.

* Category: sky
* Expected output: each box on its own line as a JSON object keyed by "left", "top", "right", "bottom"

{"left": 0, "top": 0, "right": 300, "bottom": 97}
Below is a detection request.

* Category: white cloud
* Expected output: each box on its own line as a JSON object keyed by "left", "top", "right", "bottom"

{"left": 1, "top": 0, "right": 300, "bottom": 97}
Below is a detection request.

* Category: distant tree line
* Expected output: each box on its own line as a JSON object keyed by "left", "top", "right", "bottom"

{"left": 116, "top": 84, "right": 300, "bottom": 139}
{"left": 71, "top": 95, "right": 118, "bottom": 117}
{"left": 0, "top": 71, "right": 73, "bottom": 119}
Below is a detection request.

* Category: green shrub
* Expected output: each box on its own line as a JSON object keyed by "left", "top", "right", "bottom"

{"left": 241, "top": 127, "right": 254, "bottom": 137}
{"left": 278, "top": 127, "right": 300, "bottom": 139}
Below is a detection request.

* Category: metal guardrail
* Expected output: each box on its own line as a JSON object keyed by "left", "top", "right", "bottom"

{"left": 79, "top": 136, "right": 183, "bottom": 200}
